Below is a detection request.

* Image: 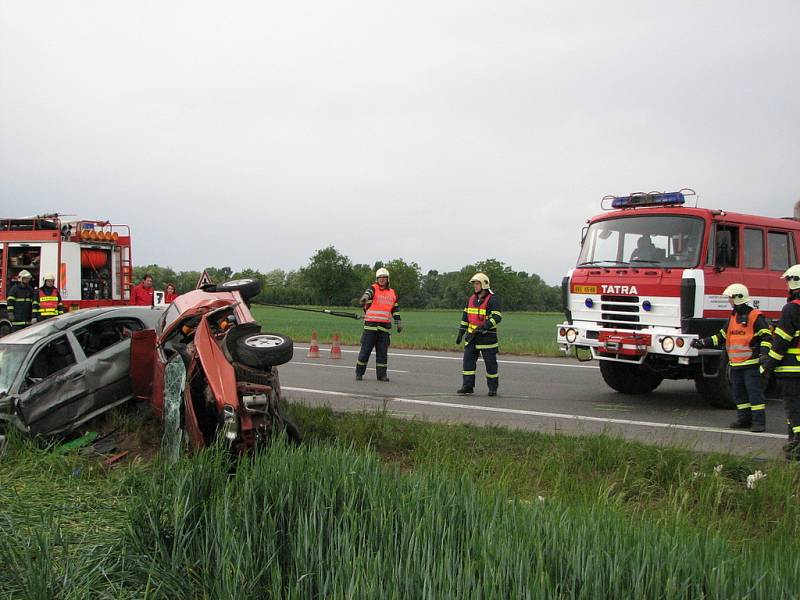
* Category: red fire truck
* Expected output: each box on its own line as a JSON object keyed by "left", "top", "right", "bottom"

{"left": 0, "top": 215, "right": 133, "bottom": 335}
{"left": 556, "top": 189, "right": 800, "bottom": 408}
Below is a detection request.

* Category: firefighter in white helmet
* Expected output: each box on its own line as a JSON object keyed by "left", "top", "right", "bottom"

{"left": 355, "top": 267, "right": 402, "bottom": 382}
{"left": 761, "top": 265, "right": 800, "bottom": 459}
{"left": 456, "top": 272, "right": 502, "bottom": 396}
{"left": 6, "top": 270, "right": 39, "bottom": 331}
{"left": 38, "top": 273, "right": 65, "bottom": 320}
{"left": 691, "top": 284, "right": 771, "bottom": 432}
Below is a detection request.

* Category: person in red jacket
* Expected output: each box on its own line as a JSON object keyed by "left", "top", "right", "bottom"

{"left": 164, "top": 283, "right": 179, "bottom": 304}
{"left": 130, "top": 274, "right": 155, "bottom": 306}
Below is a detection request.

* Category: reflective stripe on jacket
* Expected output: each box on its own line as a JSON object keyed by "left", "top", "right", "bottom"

{"left": 38, "top": 286, "right": 64, "bottom": 318}
{"left": 769, "top": 299, "right": 800, "bottom": 376}
{"left": 364, "top": 284, "right": 398, "bottom": 324}
{"left": 726, "top": 309, "right": 762, "bottom": 366}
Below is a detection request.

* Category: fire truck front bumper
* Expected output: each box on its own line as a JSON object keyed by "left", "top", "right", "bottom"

{"left": 556, "top": 324, "right": 708, "bottom": 364}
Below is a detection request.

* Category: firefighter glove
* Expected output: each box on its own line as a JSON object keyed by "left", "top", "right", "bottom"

{"left": 395, "top": 320, "right": 403, "bottom": 333}
{"left": 690, "top": 339, "right": 705, "bottom": 349}
{"left": 456, "top": 330, "right": 464, "bottom": 345}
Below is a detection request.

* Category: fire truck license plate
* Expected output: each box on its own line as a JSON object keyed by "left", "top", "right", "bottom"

{"left": 573, "top": 285, "right": 597, "bottom": 294}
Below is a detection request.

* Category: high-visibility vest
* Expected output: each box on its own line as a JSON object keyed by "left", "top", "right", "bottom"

{"left": 364, "top": 284, "right": 397, "bottom": 323}
{"left": 725, "top": 309, "right": 762, "bottom": 366}
{"left": 466, "top": 293, "right": 493, "bottom": 333}
{"left": 38, "top": 287, "right": 61, "bottom": 318}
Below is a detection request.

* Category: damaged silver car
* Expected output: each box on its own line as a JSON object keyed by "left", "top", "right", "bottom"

{"left": 0, "top": 306, "right": 164, "bottom": 441}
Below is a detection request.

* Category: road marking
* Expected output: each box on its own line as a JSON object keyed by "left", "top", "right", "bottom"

{"left": 294, "top": 347, "right": 599, "bottom": 369}
{"left": 283, "top": 386, "right": 785, "bottom": 439}
{"left": 293, "top": 361, "right": 408, "bottom": 373}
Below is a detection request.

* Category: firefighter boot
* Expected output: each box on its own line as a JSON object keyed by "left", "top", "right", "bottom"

{"left": 729, "top": 405, "right": 752, "bottom": 429}
{"left": 785, "top": 439, "right": 800, "bottom": 462}
{"left": 456, "top": 387, "right": 474, "bottom": 394}
{"left": 750, "top": 406, "right": 766, "bottom": 433}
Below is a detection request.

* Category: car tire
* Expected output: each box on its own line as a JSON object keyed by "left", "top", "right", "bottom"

{"left": 283, "top": 414, "right": 302, "bottom": 446}
{"left": 599, "top": 360, "right": 663, "bottom": 395}
{"left": 214, "top": 278, "right": 262, "bottom": 300}
{"left": 0, "top": 321, "right": 11, "bottom": 338}
{"left": 233, "top": 332, "right": 293, "bottom": 369}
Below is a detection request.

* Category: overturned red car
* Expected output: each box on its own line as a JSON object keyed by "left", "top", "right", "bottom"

{"left": 130, "top": 279, "right": 299, "bottom": 453}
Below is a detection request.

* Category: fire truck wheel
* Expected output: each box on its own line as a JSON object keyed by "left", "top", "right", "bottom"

{"left": 0, "top": 321, "right": 11, "bottom": 338}
{"left": 599, "top": 360, "right": 663, "bottom": 395}
{"left": 233, "top": 332, "right": 293, "bottom": 369}
{"left": 214, "top": 278, "right": 262, "bottom": 300}
{"left": 694, "top": 357, "right": 734, "bottom": 409}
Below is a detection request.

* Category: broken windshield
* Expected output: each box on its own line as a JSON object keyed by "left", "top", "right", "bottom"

{"left": 0, "top": 344, "right": 30, "bottom": 394}
{"left": 578, "top": 215, "right": 704, "bottom": 269}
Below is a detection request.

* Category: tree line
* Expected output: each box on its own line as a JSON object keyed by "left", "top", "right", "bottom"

{"left": 133, "top": 246, "right": 562, "bottom": 311}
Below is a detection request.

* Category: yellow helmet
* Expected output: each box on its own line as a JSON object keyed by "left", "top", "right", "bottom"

{"left": 783, "top": 264, "right": 800, "bottom": 290}
{"left": 722, "top": 283, "right": 749, "bottom": 305}
{"left": 470, "top": 272, "right": 490, "bottom": 289}
{"left": 375, "top": 267, "right": 390, "bottom": 280}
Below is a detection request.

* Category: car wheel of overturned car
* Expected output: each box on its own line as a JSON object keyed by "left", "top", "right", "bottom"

{"left": 233, "top": 332, "right": 293, "bottom": 369}
{"left": 215, "top": 278, "right": 262, "bottom": 300}
{"left": 599, "top": 360, "right": 663, "bottom": 395}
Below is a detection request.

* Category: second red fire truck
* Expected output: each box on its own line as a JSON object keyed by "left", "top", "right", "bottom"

{"left": 557, "top": 189, "right": 799, "bottom": 408}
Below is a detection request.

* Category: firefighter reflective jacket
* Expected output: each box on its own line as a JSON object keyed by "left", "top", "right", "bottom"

{"left": 700, "top": 305, "right": 771, "bottom": 368}
{"left": 362, "top": 284, "right": 400, "bottom": 332}
{"left": 764, "top": 298, "right": 800, "bottom": 377}
{"left": 7, "top": 283, "right": 39, "bottom": 326}
{"left": 459, "top": 292, "right": 503, "bottom": 349}
{"left": 37, "top": 285, "right": 65, "bottom": 319}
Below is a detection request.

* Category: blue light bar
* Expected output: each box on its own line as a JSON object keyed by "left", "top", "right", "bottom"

{"left": 611, "top": 191, "right": 686, "bottom": 209}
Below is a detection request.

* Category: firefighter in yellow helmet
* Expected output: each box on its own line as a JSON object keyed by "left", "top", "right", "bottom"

{"left": 691, "top": 284, "right": 771, "bottom": 432}
{"left": 456, "top": 272, "right": 502, "bottom": 396}
{"left": 355, "top": 267, "right": 402, "bottom": 381}
{"left": 761, "top": 265, "right": 800, "bottom": 460}
{"left": 37, "top": 273, "right": 65, "bottom": 320}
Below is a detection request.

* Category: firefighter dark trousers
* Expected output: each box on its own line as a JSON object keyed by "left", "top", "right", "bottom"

{"left": 730, "top": 366, "right": 765, "bottom": 429}
{"left": 356, "top": 329, "right": 390, "bottom": 379}
{"left": 462, "top": 343, "right": 498, "bottom": 391}
{"left": 780, "top": 378, "right": 800, "bottom": 458}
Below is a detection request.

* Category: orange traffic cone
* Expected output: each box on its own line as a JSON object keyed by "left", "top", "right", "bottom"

{"left": 330, "top": 334, "right": 342, "bottom": 359}
{"left": 307, "top": 331, "right": 320, "bottom": 358}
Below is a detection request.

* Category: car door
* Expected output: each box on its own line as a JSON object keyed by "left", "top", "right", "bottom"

{"left": 72, "top": 316, "right": 146, "bottom": 413}
{"left": 16, "top": 334, "right": 90, "bottom": 436}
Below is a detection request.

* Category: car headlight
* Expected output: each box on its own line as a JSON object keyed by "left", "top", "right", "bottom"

{"left": 660, "top": 336, "right": 675, "bottom": 353}
{"left": 566, "top": 328, "right": 578, "bottom": 343}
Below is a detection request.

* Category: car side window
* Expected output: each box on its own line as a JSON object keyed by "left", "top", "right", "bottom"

{"left": 74, "top": 318, "right": 145, "bottom": 357}
{"left": 22, "top": 335, "right": 76, "bottom": 390}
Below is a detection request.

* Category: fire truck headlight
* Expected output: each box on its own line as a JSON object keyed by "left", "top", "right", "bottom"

{"left": 660, "top": 336, "right": 675, "bottom": 353}
{"left": 566, "top": 328, "right": 578, "bottom": 343}
{"left": 584, "top": 298, "right": 594, "bottom": 308}
{"left": 642, "top": 300, "right": 652, "bottom": 311}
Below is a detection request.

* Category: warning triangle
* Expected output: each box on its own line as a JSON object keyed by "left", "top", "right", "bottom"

{"left": 196, "top": 270, "right": 213, "bottom": 289}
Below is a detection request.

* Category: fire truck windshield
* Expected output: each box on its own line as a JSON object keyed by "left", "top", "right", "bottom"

{"left": 578, "top": 215, "right": 704, "bottom": 269}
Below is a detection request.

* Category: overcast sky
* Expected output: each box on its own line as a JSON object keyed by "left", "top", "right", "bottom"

{"left": 1, "top": 1, "right": 798, "bottom": 284}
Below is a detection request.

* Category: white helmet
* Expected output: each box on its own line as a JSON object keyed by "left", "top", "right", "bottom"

{"left": 783, "top": 264, "right": 800, "bottom": 290}
{"left": 375, "top": 267, "right": 390, "bottom": 280}
{"left": 722, "top": 283, "right": 749, "bottom": 305}
{"left": 42, "top": 273, "right": 56, "bottom": 283}
{"left": 18, "top": 270, "right": 32, "bottom": 280}
{"left": 470, "top": 272, "right": 490, "bottom": 289}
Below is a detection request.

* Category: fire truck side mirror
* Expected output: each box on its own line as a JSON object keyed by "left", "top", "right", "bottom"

{"left": 580, "top": 226, "right": 588, "bottom": 245}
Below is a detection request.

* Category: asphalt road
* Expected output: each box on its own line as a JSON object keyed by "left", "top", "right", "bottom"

{"left": 280, "top": 344, "right": 788, "bottom": 459}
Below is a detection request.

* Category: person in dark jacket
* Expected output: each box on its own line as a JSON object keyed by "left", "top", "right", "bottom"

{"left": 691, "top": 284, "right": 771, "bottom": 432}
{"left": 7, "top": 270, "right": 39, "bottom": 331}
{"left": 761, "top": 265, "right": 800, "bottom": 460}
{"left": 37, "top": 273, "right": 65, "bottom": 320}
{"left": 456, "top": 272, "right": 502, "bottom": 396}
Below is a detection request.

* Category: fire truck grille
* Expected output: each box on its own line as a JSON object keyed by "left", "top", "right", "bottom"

{"left": 598, "top": 295, "right": 642, "bottom": 329}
